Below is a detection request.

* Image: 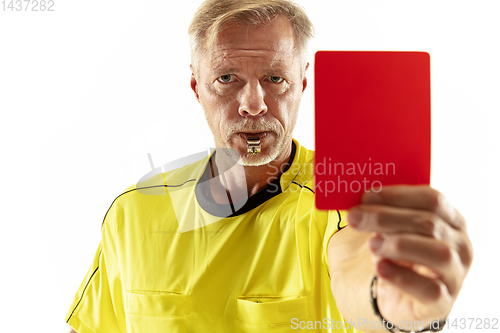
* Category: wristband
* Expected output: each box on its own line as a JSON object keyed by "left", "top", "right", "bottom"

{"left": 370, "top": 276, "right": 447, "bottom": 333}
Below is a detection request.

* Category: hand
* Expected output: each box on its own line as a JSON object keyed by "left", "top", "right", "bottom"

{"left": 347, "top": 185, "right": 473, "bottom": 328}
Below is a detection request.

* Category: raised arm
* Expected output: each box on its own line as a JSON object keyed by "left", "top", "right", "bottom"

{"left": 328, "top": 185, "right": 473, "bottom": 333}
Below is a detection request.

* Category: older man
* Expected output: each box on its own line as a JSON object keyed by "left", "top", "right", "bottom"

{"left": 66, "top": 1, "right": 473, "bottom": 332}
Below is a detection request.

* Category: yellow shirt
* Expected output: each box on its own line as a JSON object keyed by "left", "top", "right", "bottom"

{"left": 66, "top": 139, "right": 355, "bottom": 332}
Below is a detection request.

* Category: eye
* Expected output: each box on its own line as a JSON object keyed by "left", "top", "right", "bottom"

{"left": 268, "top": 76, "right": 284, "bottom": 84}
{"left": 217, "top": 74, "right": 235, "bottom": 83}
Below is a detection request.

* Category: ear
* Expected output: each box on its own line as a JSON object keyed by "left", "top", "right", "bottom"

{"left": 190, "top": 64, "right": 201, "bottom": 104}
{"left": 302, "top": 62, "right": 310, "bottom": 93}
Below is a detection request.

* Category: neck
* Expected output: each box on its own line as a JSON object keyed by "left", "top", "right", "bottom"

{"left": 209, "top": 141, "right": 293, "bottom": 204}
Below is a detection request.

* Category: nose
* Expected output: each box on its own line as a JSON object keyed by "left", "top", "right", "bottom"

{"left": 238, "top": 80, "right": 268, "bottom": 117}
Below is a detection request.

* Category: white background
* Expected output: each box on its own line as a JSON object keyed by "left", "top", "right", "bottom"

{"left": 1, "top": 0, "right": 499, "bottom": 332}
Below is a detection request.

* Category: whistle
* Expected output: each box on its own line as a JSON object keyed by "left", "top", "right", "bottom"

{"left": 246, "top": 136, "right": 261, "bottom": 155}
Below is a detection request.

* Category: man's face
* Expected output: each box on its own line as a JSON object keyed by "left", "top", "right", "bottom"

{"left": 191, "top": 15, "right": 308, "bottom": 166}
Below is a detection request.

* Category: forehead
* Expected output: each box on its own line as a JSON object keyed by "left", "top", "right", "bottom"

{"left": 204, "top": 15, "right": 299, "bottom": 73}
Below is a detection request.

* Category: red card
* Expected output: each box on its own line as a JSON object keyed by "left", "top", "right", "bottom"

{"left": 314, "top": 51, "right": 431, "bottom": 210}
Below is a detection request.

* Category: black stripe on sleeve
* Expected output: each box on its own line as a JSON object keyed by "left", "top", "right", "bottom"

{"left": 66, "top": 252, "right": 101, "bottom": 323}
{"left": 100, "top": 179, "right": 197, "bottom": 228}
{"left": 68, "top": 179, "right": 196, "bottom": 322}
{"left": 336, "top": 209, "right": 346, "bottom": 231}
{"left": 290, "top": 181, "right": 315, "bottom": 193}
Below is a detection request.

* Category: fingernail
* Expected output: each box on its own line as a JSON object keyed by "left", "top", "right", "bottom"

{"left": 363, "top": 192, "right": 382, "bottom": 204}
{"left": 370, "top": 235, "right": 384, "bottom": 252}
{"left": 348, "top": 208, "right": 364, "bottom": 227}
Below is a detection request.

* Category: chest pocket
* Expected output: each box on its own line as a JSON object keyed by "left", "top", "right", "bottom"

{"left": 236, "top": 296, "right": 309, "bottom": 332}
{"left": 125, "top": 291, "right": 188, "bottom": 333}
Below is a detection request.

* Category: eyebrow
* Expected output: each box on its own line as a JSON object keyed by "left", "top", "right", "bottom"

{"left": 212, "top": 69, "right": 292, "bottom": 80}
{"left": 210, "top": 52, "right": 291, "bottom": 72}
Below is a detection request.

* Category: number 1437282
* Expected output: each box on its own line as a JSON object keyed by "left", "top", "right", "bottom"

{"left": 2, "top": 0, "right": 55, "bottom": 11}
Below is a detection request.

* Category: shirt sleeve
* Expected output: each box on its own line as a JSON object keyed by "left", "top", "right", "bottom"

{"left": 66, "top": 204, "right": 126, "bottom": 333}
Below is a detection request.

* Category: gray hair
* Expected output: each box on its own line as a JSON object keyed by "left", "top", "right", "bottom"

{"left": 188, "top": 0, "right": 314, "bottom": 75}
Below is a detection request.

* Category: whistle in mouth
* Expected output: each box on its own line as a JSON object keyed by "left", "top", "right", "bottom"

{"left": 246, "top": 136, "right": 261, "bottom": 155}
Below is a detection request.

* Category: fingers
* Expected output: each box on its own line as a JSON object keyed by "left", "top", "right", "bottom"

{"left": 348, "top": 204, "right": 455, "bottom": 243}
{"left": 361, "top": 185, "right": 466, "bottom": 230}
{"left": 347, "top": 187, "right": 473, "bottom": 270}
{"left": 370, "top": 233, "right": 463, "bottom": 296}
{"left": 346, "top": 184, "right": 473, "bottom": 301}
{"left": 376, "top": 259, "right": 454, "bottom": 307}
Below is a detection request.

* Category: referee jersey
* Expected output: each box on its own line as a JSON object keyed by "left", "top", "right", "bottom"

{"left": 66, "top": 139, "right": 354, "bottom": 332}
